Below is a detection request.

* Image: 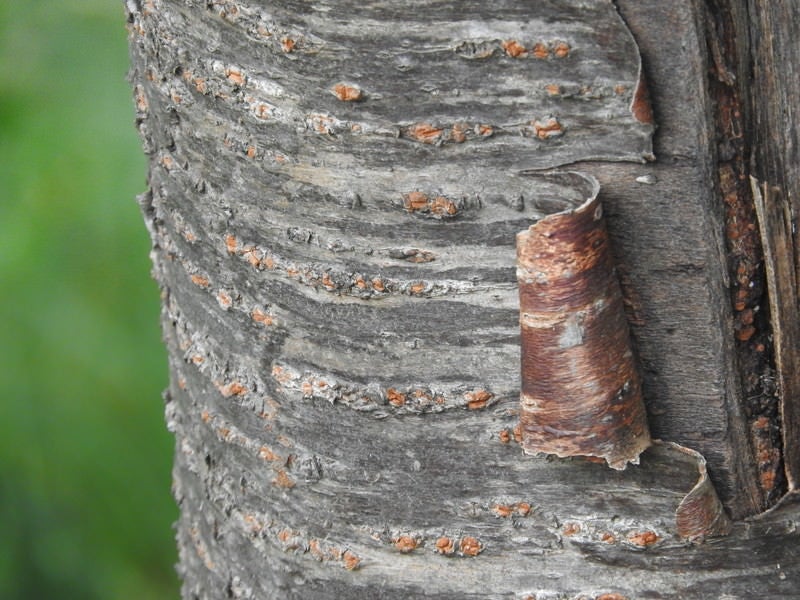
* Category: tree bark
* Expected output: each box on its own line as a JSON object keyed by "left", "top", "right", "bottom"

{"left": 126, "top": 0, "right": 800, "bottom": 597}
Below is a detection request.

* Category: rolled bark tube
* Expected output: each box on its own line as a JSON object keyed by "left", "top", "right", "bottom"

{"left": 517, "top": 172, "right": 651, "bottom": 469}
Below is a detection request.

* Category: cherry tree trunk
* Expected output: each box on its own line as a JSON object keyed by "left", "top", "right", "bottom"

{"left": 126, "top": 0, "right": 800, "bottom": 597}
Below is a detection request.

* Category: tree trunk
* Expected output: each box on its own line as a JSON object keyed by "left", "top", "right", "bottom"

{"left": 126, "top": 0, "right": 800, "bottom": 597}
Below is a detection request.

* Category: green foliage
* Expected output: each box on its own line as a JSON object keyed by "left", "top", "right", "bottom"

{"left": 0, "top": 1, "right": 178, "bottom": 598}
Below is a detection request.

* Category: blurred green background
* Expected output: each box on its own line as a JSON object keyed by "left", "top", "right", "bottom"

{"left": 0, "top": 2, "right": 179, "bottom": 598}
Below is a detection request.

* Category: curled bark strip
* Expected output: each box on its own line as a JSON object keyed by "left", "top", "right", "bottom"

{"left": 668, "top": 441, "right": 732, "bottom": 540}
{"left": 517, "top": 172, "right": 651, "bottom": 469}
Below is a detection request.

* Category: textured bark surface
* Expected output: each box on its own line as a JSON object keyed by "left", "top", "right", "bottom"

{"left": 127, "top": 0, "right": 800, "bottom": 597}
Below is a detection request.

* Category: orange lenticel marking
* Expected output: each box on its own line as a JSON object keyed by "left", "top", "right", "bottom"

{"left": 430, "top": 196, "right": 458, "bottom": 216}
{"left": 342, "top": 550, "right": 361, "bottom": 570}
{"left": 502, "top": 40, "right": 527, "bottom": 58}
{"left": 465, "top": 389, "right": 493, "bottom": 410}
{"left": 308, "top": 539, "right": 325, "bottom": 560}
{"left": 394, "top": 535, "right": 417, "bottom": 553}
{"left": 553, "top": 41, "right": 571, "bottom": 58}
{"left": 220, "top": 382, "right": 246, "bottom": 397}
{"left": 251, "top": 309, "right": 273, "bottom": 326}
{"left": 451, "top": 123, "right": 468, "bottom": 143}
{"left": 280, "top": 37, "right": 295, "bottom": 53}
{"left": 627, "top": 531, "right": 659, "bottom": 547}
{"left": 259, "top": 446, "right": 279, "bottom": 461}
{"left": 190, "top": 274, "right": 210, "bottom": 287}
{"left": 532, "top": 42, "right": 550, "bottom": 59}
{"left": 492, "top": 504, "right": 514, "bottom": 518}
{"left": 408, "top": 123, "right": 443, "bottom": 144}
{"left": 225, "top": 68, "right": 244, "bottom": 86}
{"left": 404, "top": 191, "right": 430, "bottom": 212}
{"left": 533, "top": 117, "right": 564, "bottom": 139}
{"left": 387, "top": 388, "right": 406, "bottom": 407}
{"left": 545, "top": 83, "right": 562, "bottom": 96}
{"left": 459, "top": 537, "right": 481, "bottom": 556}
{"left": 272, "top": 469, "right": 296, "bottom": 489}
{"left": 332, "top": 83, "right": 363, "bottom": 102}
{"left": 435, "top": 537, "right": 455, "bottom": 555}
{"left": 217, "top": 290, "right": 232, "bottom": 308}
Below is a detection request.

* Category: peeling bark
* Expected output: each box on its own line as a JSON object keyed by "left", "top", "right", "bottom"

{"left": 516, "top": 173, "right": 650, "bottom": 469}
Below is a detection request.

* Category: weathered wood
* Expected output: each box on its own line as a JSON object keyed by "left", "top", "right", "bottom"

{"left": 752, "top": 178, "right": 800, "bottom": 491}
{"left": 127, "top": 0, "right": 800, "bottom": 596}
{"left": 698, "top": 0, "right": 786, "bottom": 511}
{"left": 743, "top": 0, "right": 800, "bottom": 493}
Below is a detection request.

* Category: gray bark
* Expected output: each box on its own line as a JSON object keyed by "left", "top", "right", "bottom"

{"left": 126, "top": 0, "right": 800, "bottom": 597}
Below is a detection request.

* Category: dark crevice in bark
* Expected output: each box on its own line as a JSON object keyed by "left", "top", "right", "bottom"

{"left": 742, "top": 0, "right": 800, "bottom": 495}
{"left": 704, "top": 0, "right": 785, "bottom": 510}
